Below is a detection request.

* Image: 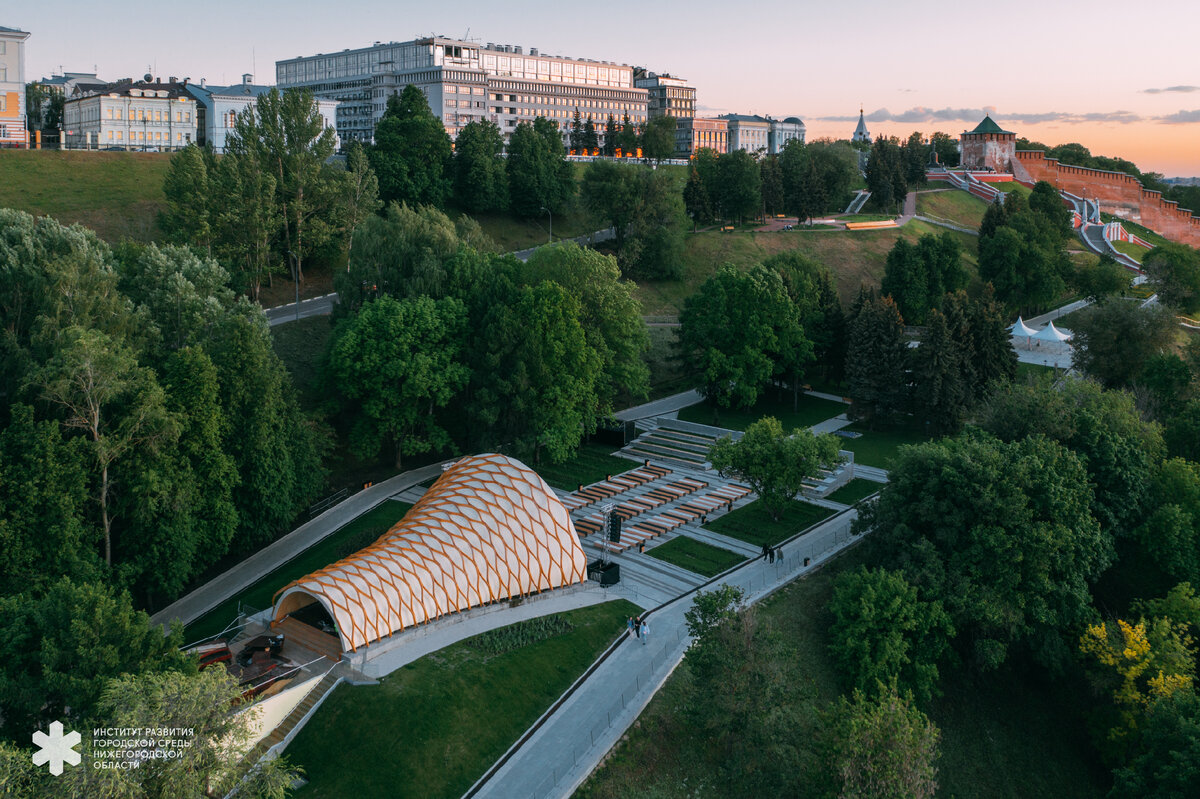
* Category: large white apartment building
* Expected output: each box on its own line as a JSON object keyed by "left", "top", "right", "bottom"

{"left": 63, "top": 77, "right": 197, "bottom": 151}
{"left": 276, "top": 36, "right": 650, "bottom": 144}
{"left": 0, "top": 25, "right": 30, "bottom": 146}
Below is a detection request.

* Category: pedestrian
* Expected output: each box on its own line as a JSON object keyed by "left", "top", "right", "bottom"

{"left": 627, "top": 616, "right": 635, "bottom": 638}
{"left": 761, "top": 543, "right": 770, "bottom": 561}
{"left": 634, "top": 616, "right": 641, "bottom": 638}
{"left": 639, "top": 618, "right": 648, "bottom": 645}
{"left": 776, "top": 546, "right": 784, "bottom": 563}
{"left": 768, "top": 547, "right": 775, "bottom": 564}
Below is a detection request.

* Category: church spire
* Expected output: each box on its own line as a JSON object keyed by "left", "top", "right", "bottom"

{"left": 853, "top": 106, "right": 871, "bottom": 143}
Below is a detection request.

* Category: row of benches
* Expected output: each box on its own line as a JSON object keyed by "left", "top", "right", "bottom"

{"left": 560, "top": 463, "right": 671, "bottom": 512}
{"left": 573, "top": 477, "right": 709, "bottom": 536}
{"left": 589, "top": 482, "right": 753, "bottom": 552}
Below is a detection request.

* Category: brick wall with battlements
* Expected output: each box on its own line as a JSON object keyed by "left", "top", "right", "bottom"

{"left": 1013, "top": 150, "right": 1200, "bottom": 247}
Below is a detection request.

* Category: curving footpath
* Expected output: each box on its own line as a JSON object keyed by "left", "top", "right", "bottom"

{"left": 466, "top": 506, "right": 865, "bottom": 799}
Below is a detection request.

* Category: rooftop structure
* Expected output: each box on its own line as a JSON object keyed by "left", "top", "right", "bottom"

{"left": 961, "top": 114, "right": 1015, "bottom": 171}
{"left": 272, "top": 453, "right": 587, "bottom": 654}
{"left": 852, "top": 107, "right": 870, "bottom": 143}
{"left": 633, "top": 69, "right": 695, "bottom": 119}
{"left": 277, "top": 36, "right": 651, "bottom": 145}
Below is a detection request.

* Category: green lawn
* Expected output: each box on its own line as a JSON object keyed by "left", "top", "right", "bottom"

{"left": 465, "top": 205, "right": 599, "bottom": 253}
{"left": 992, "top": 181, "right": 1032, "bottom": 197}
{"left": 1016, "top": 362, "right": 1057, "bottom": 382}
{"left": 1099, "top": 213, "right": 1171, "bottom": 248}
{"left": 824, "top": 478, "right": 882, "bottom": 506}
{"left": 533, "top": 442, "right": 636, "bottom": 491}
{"left": 578, "top": 543, "right": 1109, "bottom": 799}
{"left": 183, "top": 501, "right": 412, "bottom": 643}
{"left": 271, "top": 315, "right": 335, "bottom": 412}
{"left": 288, "top": 599, "right": 640, "bottom": 799}
{"left": 646, "top": 536, "right": 746, "bottom": 577}
{"left": 839, "top": 424, "right": 932, "bottom": 469}
{"left": 1110, "top": 239, "right": 1148, "bottom": 263}
{"left": 915, "top": 189, "right": 988, "bottom": 230}
{"left": 703, "top": 499, "right": 834, "bottom": 548}
{"left": 0, "top": 150, "right": 170, "bottom": 241}
{"left": 677, "top": 393, "right": 848, "bottom": 432}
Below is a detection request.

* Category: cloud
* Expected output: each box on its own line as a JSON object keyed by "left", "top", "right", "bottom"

{"left": 1143, "top": 85, "right": 1200, "bottom": 94}
{"left": 1159, "top": 109, "right": 1200, "bottom": 124}
{"left": 813, "top": 106, "right": 1140, "bottom": 126}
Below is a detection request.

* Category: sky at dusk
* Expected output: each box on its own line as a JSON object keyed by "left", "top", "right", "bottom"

{"left": 9, "top": 0, "right": 1199, "bottom": 175}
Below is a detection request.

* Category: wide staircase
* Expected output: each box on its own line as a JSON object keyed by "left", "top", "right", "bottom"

{"left": 620, "top": 421, "right": 722, "bottom": 470}
{"left": 235, "top": 668, "right": 341, "bottom": 779}
{"left": 272, "top": 615, "right": 344, "bottom": 663}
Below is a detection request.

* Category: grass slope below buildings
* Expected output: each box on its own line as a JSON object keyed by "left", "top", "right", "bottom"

{"left": 646, "top": 536, "right": 746, "bottom": 577}
{"left": 916, "top": 188, "right": 989, "bottom": 230}
{"left": 0, "top": 150, "right": 171, "bottom": 241}
{"left": 287, "top": 599, "right": 640, "bottom": 799}
{"left": 577, "top": 544, "right": 1110, "bottom": 799}
{"left": 635, "top": 219, "right": 980, "bottom": 317}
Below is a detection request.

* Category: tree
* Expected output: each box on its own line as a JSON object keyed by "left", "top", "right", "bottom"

{"left": 640, "top": 114, "right": 676, "bottom": 162}
{"left": 862, "top": 432, "right": 1108, "bottom": 671}
{"left": 0, "top": 578, "right": 187, "bottom": 741}
{"left": 765, "top": 252, "right": 845, "bottom": 390}
{"left": 57, "top": 668, "right": 299, "bottom": 798}
{"left": 24, "top": 82, "right": 49, "bottom": 134}
{"left": 520, "top": 243, "right": 650, "bottom": 414}
{"left": 338, "top": 141, "right": 382, "bottom": 263}
{"left": 602, "top": 114, "right": 618, "bottom": 157}
{"left": 506, "top": 119, "right": 573, "bottom": 217}
{"left": 1144, "top": 242, "right": 1200, "bottom": 314}
{"left": 825, "top": 687, "right": 941, "bottom": 799}
{"left": 616, "top": 112, "right": 638, "bottom": 155}
{"left": 1070, "top": 300, "right": 1178, "bottom": 388}
{"left": 930, "top": 132, "right": 959, "bottom": 167}
{"left": 1134, "top": 459, "right": 1200, "bottom": 585}
{"left": 845, "top": 294, "right": 908, "bottom": 427}
{"left": 910, "top": 309, "right": 969, "bottom": 434}
{"left": 1074, "top": 254, "right": 1133, "bottom": 302}
{"left": 452, "top": 119, "right": 507, "bottom": 213}
{"left": 828, "top": 567, "right": 955, "bottom": 703}
{"left": 679, "top": 264, "right": 811, "bottom": 415}
{"left": 1167, "top": 399, "right": 1200, "bottom": 462}
{"left": 903, "top": 131, "right": 928, "bottom": 187}
{"left": 978, "top": 186, "right": 1072, "bottom": 311}
{"left": 327, "top": 295, "right": 468, "bottom": 468}
{"left": 865, "top": 136, "right": 908, "bottom": 213}
{"left": 980, "top": 378, "right": 1163, "bottom": 537}
{"left": 32, "top": 326, "right": 175, "bottom": 567}
{"left": 159, "top": 144, "right": 212, "bottom": 250}
{"left": 580, "top": 159, "right": 640, "bottom": 248}
{"left": 370, "top": 85, "right": 452, "bottom": 209}
{"left": 682, "top": 163, "right": 713, "bottom": 228}
{"left": 708, "top": 417, "right": 842, "bottom": 521}
{"left": 1110, "top": 688, "right": 1200, "bottom": 799}
{"left": 568, "top": 108, "right": 584, "bottom": 153}
{"left": 780, "top": 140, "right": 826, "bottom": 224}
{"left": 760, "top": 154, "right": 785, "bottom": 216}
{"left": 239, "top": 87, "right": 340, "bottom": 284}
{"left": 881, "top": 239, "right": 930, "bottom": 325}
{"left": 619, "top": 168, "right": 687, "bottom": 280}
{"left": 684, "top": 584, "right": 746, "bottom": 640}
{"left": 211, "top": 134, "right": 280, "bottom": 301}
{"left": 716, "top": 149, "right": 762, "bottom": 223}
{"left": 0, "top": 404, "right": 96, "bottom": 598}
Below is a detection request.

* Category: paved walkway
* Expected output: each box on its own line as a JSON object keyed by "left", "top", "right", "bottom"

{"left": 151, "top": 460, "right": 454, "bottom": 631}
{"left": 468, "top": 507, "right": 863, "bottom": 799}
{"left": 614, "top": 389, "right": 704, "bottom": 422}
{"left": 810, "top": 413, "right": 852, "bottom": 434}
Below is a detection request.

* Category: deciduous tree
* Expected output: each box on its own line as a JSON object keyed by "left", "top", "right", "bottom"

{"left": 370, "top": 85, "right": 452, "bottom": 209}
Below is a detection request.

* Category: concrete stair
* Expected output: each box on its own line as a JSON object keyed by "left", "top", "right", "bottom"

{"left": 235, "top": 669, "right": 341, "bottom": 783}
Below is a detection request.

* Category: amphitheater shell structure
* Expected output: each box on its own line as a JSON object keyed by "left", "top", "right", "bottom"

{"left": 272, "top": 453, "right": 588, "bottom": 653}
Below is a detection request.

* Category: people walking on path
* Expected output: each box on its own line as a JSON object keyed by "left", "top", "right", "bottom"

{"left": 768, "top": 547, "right": 775, "bottom": 564}
{"left": 761, "top": 543, "right": 770, "bottom": 561}
{"left": 633, "top": 616, "right": 641, "bottom": 639}
{"left": 639, "top": 618, "right": 648, "bottom": 645}
{"left": 627, "top": 617, "right": 636, "bottom": 639}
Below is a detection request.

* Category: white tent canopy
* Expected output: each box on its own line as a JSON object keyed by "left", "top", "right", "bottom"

{"left": 1010, "top": 317, "right": 1038, "bottom": 337}
{"left": 1032, "top": 321, "right": 1072, "bottom": 342}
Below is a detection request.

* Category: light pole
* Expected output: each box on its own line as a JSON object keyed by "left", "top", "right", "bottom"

{"left": 540, "top": 206, "right": 552, "bottom": 244}
{"left": 287, "top": 250, "right": 300, "bottom": 321}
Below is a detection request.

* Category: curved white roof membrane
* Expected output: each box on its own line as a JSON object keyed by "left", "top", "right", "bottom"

{"left": 273, "top": 454, "right": 587, "bottom": 652}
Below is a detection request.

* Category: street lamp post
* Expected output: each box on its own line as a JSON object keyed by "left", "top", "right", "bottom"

{"left": 540, "top": 206, "right": 552, "bottom": 244}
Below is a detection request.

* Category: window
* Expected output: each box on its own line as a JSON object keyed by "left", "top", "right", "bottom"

{"left": 0, "top": 67, "right": 6, "bottom": 82}
{"left": 107, "top": 109, "right": 113, "bottom": 119}
{"left": 116, "top": 109, "right": 122, "bottom": 120}
{"left": 117, "top": 131, "right": 122, "bottom": 140}
{"left": 107, "top": 131, "right": 113, "bottom": 140}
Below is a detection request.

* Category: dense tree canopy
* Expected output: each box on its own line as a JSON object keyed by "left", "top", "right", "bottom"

{"left": 845, "top": 294, "right": 908, "bottom": 427}
{"left": 370, "top": 85, "right": 452, "bottom": 209}
{"left": 1143, "top": 242, "right": 1200, "bottom": 315}
{"left": 506, "top": 118, "right": 574, "bottom": 217}
{"left": 452, "top": 119, "right": 508, "bottom": 213}
{"left": 1069, "top": 300, "right": 1178, "bottom": 388}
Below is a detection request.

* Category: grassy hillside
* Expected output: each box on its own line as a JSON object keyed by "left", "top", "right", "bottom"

{"left": 636, "top": 219, "right": 979, "bottom": 316}
{"left": 916, "top": 188, "right": 989, "bottom": 230}
{"left": 0, "top": 150, "right": 170, "bottom": 241}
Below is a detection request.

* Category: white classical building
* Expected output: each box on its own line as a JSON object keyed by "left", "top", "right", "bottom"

{"left": 0, "top": 25, "right": 30, "bottom": 146}
{"left": 186, "top": 74, "right": 339, "bottom": 153}
{"left": 63, "top": 76, "right": 197, "bottom": 151}
{"left": 718, "top": 113, "right": 805, "bottom": 155}
{"left": 277, "top": 36, "right": 651, "bottom": 144}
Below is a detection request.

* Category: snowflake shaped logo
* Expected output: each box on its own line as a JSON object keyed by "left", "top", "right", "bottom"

{"left": 32, "top": 721, "right": 81, "bottom": 775}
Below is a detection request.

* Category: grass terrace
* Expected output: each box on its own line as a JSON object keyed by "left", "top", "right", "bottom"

{"left": 288, "top": 599, "right": 640, "bottom": 799}
{"left": 183, "top": 500, "right": 413, "bottom": 643}
{"left": 1111, "top": 239, "right": 1148, "bottom": 263}
{"left": 0, "top": 149, "right": 171, "bottom": 241}
{"left": 838, "top": 423, "right": 932, "bottom": 470}
{"left": 915, "top": 189, "right": 988, "bottom": 230}
{"left": 1099, "top": 213, "right": 1172, "bottom": 248}
{"left": 533, "top": 442, "right": 637, "bottom": 492}
{"left": 1016, "top": 362, "right": 1058, "bottom": 382}
{"left": 703, "top": 499, "right": 834, "bottom": 548}
{"left": 645, "top": 536, "right": 746, "bottom": 578}
{"left": 824, "top": 478, "right": 883, "bottom": 506}
{"left": 677, "top": 393, "right": 848, "bottom": 432}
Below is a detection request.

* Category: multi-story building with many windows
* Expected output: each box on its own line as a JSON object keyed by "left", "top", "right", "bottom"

{"left": 675, "top": 117, "right": 728, "bottom": 156}
{"left": 276, "top": 36, "right": 650, "bottom": 144}
{"left": 63, "top": 77, "right": 197, "bottom": 151}
{"left": 0, "top": 25, "right": 30, "bottom": 147}
{"left": 719, "top": 113, "right": 805, "bottom": 155}
{"left": 185, "top": 74, "right": 338, "bottom": 153}
{"left": 634, "top": 70, "right": 695, "bottom": 119}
